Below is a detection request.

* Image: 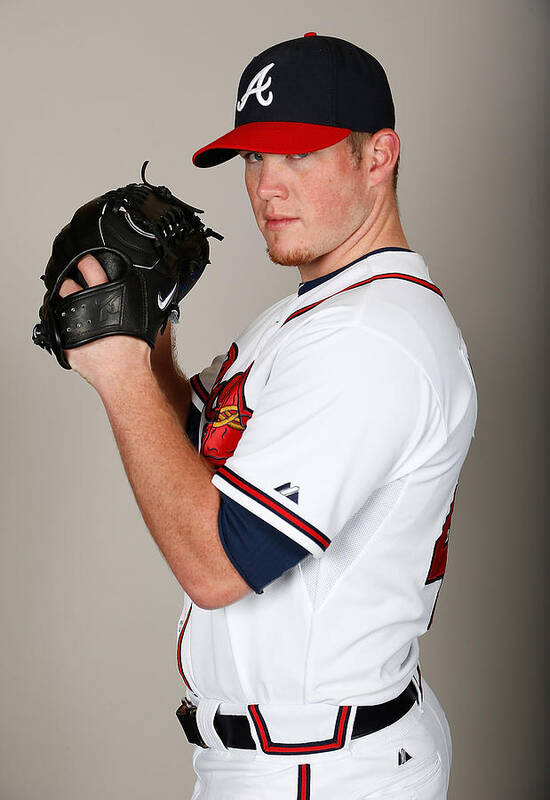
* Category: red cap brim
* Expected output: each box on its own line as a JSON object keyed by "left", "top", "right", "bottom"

{"left": 192, "top": 122, "right": 351, "bottom": 168}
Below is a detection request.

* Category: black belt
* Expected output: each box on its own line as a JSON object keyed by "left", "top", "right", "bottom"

{"left": 176, "top": 680, "right": 418, "bottom": 750}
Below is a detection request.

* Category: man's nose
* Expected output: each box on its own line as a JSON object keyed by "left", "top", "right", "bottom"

{"left": 256, "top": 161, "right": 289, "bottom": 202}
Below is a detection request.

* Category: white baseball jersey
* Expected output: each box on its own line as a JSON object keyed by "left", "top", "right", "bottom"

{"left": 177, "top": 247, "right": 477, "bottom": 709}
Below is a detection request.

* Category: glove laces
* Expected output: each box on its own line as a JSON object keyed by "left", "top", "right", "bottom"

{"left": 155, "top": 207, "right": 192, "bottom": 242}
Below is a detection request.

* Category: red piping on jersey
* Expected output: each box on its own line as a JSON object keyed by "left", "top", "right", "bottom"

{"left": 217, "top": 465, "right": 331, "bottom": 550}
{"left": 283, "top": 273, "right": 444, "bottom": 325}
{"left": 297, "top": 764, "right": 311, "bottom": 800}
{"left": 190, "top": 374, "right": 209, "bottom": 404}
{"left": 177, "top": 606, "right": 193, "bottom": 690}
{"left": 248, "top": 703, "right": 351, "bottom": 754}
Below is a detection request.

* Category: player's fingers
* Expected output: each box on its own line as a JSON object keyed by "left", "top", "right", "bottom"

{"left": 76, "top": 253, "right": 110, "bottom": 286}
{"left": 59, "top": 254, "right": 110, "bottom": 298}
{"left": 58, "top": 277, "right": 84, "bottom": 297}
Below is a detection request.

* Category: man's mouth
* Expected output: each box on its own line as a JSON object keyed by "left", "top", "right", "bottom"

{"left": 265, "top": 215, "right": 299, "bottom": 231}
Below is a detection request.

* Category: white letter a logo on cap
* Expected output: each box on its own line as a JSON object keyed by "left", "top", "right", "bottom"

{"left": 237, "top": 63, "right": 275, "bottom": 112}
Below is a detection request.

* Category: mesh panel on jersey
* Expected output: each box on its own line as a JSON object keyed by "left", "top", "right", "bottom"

{"left": 299, "top": 479, "right": 405, "bottom": 608}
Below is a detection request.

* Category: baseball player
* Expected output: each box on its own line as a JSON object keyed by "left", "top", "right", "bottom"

{"left": 55, "top": 33, "right": 477, "bottom": 800}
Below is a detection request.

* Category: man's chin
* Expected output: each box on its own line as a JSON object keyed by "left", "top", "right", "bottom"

{"left": 266, "top": 246, "right": 316, "bottom": 267}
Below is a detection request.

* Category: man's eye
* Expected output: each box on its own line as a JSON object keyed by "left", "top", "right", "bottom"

{"left": 289, "top": 153, "right": 310, "bottom": 159}
{"left": 241, "top": 152, "right": 263, "bottom": 162}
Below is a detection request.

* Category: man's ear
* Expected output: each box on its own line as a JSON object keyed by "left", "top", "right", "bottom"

{"left": 367, "top": 129, "right": 400, "bottom": 187}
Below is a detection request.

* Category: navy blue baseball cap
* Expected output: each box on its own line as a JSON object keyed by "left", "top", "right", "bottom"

{"left": 193, "top": 32, "right": 395, "bottom": 168}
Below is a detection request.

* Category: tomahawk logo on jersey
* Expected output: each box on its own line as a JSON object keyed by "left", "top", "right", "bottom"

{"left": 197, "top": 343, "right": 254, "bottom": 467}
{"left": 180, "top": 248, "right": 477, "bottom": 708}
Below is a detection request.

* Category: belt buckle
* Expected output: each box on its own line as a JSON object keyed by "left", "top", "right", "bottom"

{"left": 176, "top": 698, "right": 208, "bottom": 748}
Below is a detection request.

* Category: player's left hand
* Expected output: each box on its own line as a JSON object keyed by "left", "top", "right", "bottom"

{"left": 32, "top": 162, "right": 222, "bottom": 374}
{"left": 58, "top": 254, "right": 151, "bottom": 389}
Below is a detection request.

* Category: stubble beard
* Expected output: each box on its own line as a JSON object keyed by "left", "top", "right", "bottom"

{"left": 266, "top": 245, "right": 317, "bottom": 267}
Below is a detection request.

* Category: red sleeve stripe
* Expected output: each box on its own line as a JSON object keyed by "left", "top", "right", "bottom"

{"left": 176, "top": 606, "right": 193, "bottom": 691}
{"left": 190, "top": 374, "right": 209, "bottom": 404}
{"left": 248, "top": 704, "right": 351, "bottom": 754}
{"left": 297, "top": 763, "right": 311, "bottom": 800}
{"left": 283, "top": 273, "right": 444, "bottom": 325}
{"left": 217, "top": 465, "right": 331, "bottom": 551}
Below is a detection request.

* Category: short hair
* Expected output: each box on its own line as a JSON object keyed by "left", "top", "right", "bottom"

{"left": 347, "top": 131, "right": 400, "bottom": 193}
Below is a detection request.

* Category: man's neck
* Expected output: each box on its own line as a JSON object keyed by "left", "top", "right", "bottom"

{"left": 297, "top": 195, "right": 409, "bottom": 284}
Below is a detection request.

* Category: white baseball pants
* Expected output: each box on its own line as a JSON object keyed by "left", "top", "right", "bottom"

{"left": 188, "top": 681, "right": 452, "bottom": 799}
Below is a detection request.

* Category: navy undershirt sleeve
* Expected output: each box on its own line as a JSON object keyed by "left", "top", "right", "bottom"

{"left": 217, "top": 493, "right": 310, "bottom": 594}
{"left": 186, "top": 402, "right": 201, "bottom": 449}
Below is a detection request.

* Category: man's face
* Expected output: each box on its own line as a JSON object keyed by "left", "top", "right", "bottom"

{"left": 241, "top": 138, "right": 372, "bottom": 268}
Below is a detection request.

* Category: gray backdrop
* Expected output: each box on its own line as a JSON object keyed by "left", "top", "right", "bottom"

{"left": 1, "top": 1, "right": 548, "bottom": 798}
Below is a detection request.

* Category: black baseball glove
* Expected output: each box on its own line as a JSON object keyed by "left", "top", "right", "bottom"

{"left": 32, "top": 161, "right": 222, "bottom": 369}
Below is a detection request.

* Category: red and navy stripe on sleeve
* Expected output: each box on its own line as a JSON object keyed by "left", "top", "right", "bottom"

{"left": 217, "top": 465, "right": 331, "bottom": 552}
